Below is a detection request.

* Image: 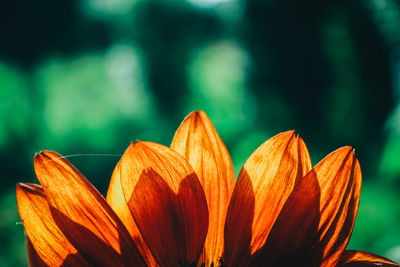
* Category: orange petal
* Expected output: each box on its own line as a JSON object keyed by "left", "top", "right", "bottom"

{"left": 224, "top": 131, "right": 305, "bottom": 266}
{"left": 17, "top": 183, "right": 92, "bottom": 267}
{"left": 170, "top": 110, "right": 235, "bottom": 266}
{"left": 256, "top": 147, "right": 361, "bottom": 266}
{"left": 318, "top": 148, "right": 362, "bottom": 267}
{"left": 255, "top": 165, "right": 322, "bottom": 266}
{"left": 119, "top": 141, "right": 208, "bottom": 266}
{"left": 34, "top": 151, "right": 146, "bottom": 266}
{"left": 106, "top": 161, "right": 157, "bottom": 266}
{"left": 26, "top": 238, "right": 47, "bottom": 267}
{"left": 298, "top": 137, "right": 312, "bottom": 178}
{"left": 338, "top": 250, "right": 400, "bottom": 266}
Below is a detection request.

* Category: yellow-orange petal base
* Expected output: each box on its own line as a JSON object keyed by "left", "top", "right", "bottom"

{"left": 17, "top": 110, "right": 399, "bottom": 267}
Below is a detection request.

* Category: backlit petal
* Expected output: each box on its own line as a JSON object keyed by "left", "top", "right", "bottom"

{"left": 224, "top": 131, "right": 304, "bottom": 266}
{"left": 26, "top": 238, "right": 47, "bottom": 267}
{"left": 106, "top": 161, "right": 157, "bottom": 266}
{"left": 255, "top": 165, "right": 321, "bottom": 266}
{"left": 119, "top": 141, "right": 208, "bottom": 266}
{"left": 298, "top": 137, "right": 312, "bottom": 178}
{"left": 171, "top": 110, "right": 235, "bottom": 266}
{"left": 318, "top": 148, "right": 361, "bottom": 267}
{"left": 34, "top": 151, "right": 146, "bottom": 266}
{"left": 17, "top": 183, "right": 92, "bottom": 267}
{"left": 255, "top": 146, "right": 361, "bottom": 266}
{"left": 338, "top": 250, "right": 400, "bottom": 266}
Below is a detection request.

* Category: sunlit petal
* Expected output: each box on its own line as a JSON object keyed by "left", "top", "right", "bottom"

{"left": 171, "top": 110, "right": 235, "bottom": 266}
{"left": 17, "top": 111, "right": 398, "bottom": 266}
{"left": 338, "top": 250, "right": 400, "bottom": 266}
{"left": 26, "top": 238, "right": 47, "bottom": 267}
{"left": 34, "top": 151, "right": 146, "bottom": 266}
{"left": 119, "top": 141, "right": 208, "bottom": 266}
{"left": 17, "top": 183, "right": 92, "bottom": 267}
{"left": 106, "top": 161, "right": 157, "bottom": 266}
{"left": 256, "top": 147, "right": 361, "bottom": 266}
{"left": 255, "top": 165, "right": 321, "bottom": 266}
{"left": 224, "top": 131, "right": 305, "bottom": 266}
{"left": 298, "top": 137, "right": 312, "bottom": 178}
{"left": 318, "top": 148, "right": 361, "bottom": 267}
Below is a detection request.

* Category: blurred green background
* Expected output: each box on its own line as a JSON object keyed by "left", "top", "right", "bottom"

{"left": 1, "top": 0, "right": 400, "bottom": 265}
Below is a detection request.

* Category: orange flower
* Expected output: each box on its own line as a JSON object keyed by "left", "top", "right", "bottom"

{"left": 17, "top": 110, "right": 399, "bottom": 267}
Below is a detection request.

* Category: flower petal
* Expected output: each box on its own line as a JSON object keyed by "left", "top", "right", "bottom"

{"left": 170, "top": 110, "right": 235, "bottom": 266}
{"left": 34, "top": 151, "right": 146, "bottom": 266}
{"left": 318, "top": 148, "right": 362, "bottom": 267}
{"left": 17, "top": 183, "right": 92, "bottom": 267}
{"left": 119, "top": 141, "right": 208, "bottom": 266}
{"left": 255, "top": 146, "right": 361, "bottom": 266}
{"left": 106, "top": 161, "right": 157, "bottom": 266}
{"left": 26, "top": 238, "right": 47, "bottom": 267}
{"left": 255, "top": 164, "right": 321, "bottom": 266}
{"left": 298, "top": 137, "right": 312, "bottom": 178}
{"left": 338, "top": 250, "right": 399, "bottom": 266}
{"left": 223, "top": 131, "right": 304, "bottom": 266}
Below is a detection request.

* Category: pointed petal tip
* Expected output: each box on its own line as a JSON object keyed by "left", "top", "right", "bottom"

{"left": 186, "top": 110, "right": 199, "bottom": 116}
{"left": 340, "top": 145, "right": 353, "bottom": 152}
{"left": 293, "top": 132, "right": 306, "bottom": 140}
{"left": 22, "top": 182, "right": 41, "bottom": 187}
{"left": 197, "top": 109, "right": 207, "bottom": 116}
{"left": 135, "top": 140, "right": 152, "bottom": 150}
{"left": 16, "top": 183, "right": 44, "bottom": 200}
{"left": 38, "top": 150, "right": 50, "bottom": 157}
{"left": 284, "top": 129, "right": 295, "bottom": 136}
{"left": 178, "top": 110, "right": 208, "bottom": 130}
{"left": 328, "top": 146, "right": 354, "bottom": 159}
{"left": 264, "top": 130, "right": 295, "bottom": 141}
{"left": 34, "top": 152, "right": 41, "bottom": 160}
{"left": 34, "top": 150, "right": 59, "bottom": 162}
{"left": 17, "top": 183, "right": 34, "bottom": 191}
{"left": 296, "top": 135, "right": 304, "bottom": 143}
{"left": 34, "top": 152, "right": 47, "bottom": 167}
{"left": 294, "top": 132, "right": 303, "bottom": 142}
{"left": 126, "top": 140, "right": 153, "bottom": 155}
{"left": 274, "top": 130, "right": 296, "bottom": 141}
{"left": 344, "top": 146, "right": 356, "bottom": 158}
{"left": 129, "top": 140, "right": 142, "bottom": 149}
{"left": 187, "top": 110, "right": 201, "bottom": 119}
{"left": 339, "top": 250, "right": 399, "bottom": 266}
{"left": 193, "top": 109, "right": 212, "bottom": 121}
{"left": 137, "top": 139, "right": 155, "bottom": 147}
{"left": 17, "top": 183, "right": 43, "bottom": 195}
{"left": 35, "top": 151, "right": 45, "bottom": 157}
